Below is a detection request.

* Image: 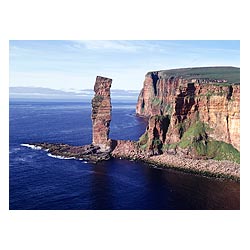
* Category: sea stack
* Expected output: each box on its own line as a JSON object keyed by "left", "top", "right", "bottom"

{"left": 92, "top": 76, "right": 112, "bottom": 151}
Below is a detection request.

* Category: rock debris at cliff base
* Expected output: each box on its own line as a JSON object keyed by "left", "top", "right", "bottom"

{"left": 110, "top": 140, "right": 240, "bottom": 180}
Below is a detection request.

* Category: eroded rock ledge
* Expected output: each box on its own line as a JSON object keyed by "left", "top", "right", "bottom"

{"left": 31, "top": 143, "right": 111, "bottom": 163}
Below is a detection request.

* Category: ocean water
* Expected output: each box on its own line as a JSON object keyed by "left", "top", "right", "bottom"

{"left": 9, "top": 101, "right": 240, "bottom": 210}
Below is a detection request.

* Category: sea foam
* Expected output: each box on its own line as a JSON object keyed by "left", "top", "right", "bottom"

{"left": 21, "top": 143, "right": 42, "bottom": 150}
{"left": 21, "top": 143, "right": 87, "bottom": 162}
{"left": 47, "top": 153, "right": 75, "bottom": 160}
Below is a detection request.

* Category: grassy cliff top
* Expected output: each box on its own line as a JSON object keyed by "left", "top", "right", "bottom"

{"left": 147, "top": 66, "right": 240, "bottom": 84}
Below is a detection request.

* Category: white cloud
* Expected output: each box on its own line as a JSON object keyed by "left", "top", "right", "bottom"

{"left": 9, "top": 41, "right": 240, "bottom": 91}
{"left": 72, "top": 40, "right": 140, "bottom": 52}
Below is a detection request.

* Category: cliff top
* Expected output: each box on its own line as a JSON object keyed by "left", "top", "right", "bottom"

{"left": 147, "top": 66, "right": 240, "bottom": 84}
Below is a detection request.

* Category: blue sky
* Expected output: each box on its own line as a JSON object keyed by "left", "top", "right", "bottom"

{"left": 9, "top": 40, "right": 240, "bottom": 90}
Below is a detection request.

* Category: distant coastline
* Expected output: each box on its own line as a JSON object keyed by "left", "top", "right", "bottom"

{"left": 9, "top": 86, "right": 140, "bottom": 102}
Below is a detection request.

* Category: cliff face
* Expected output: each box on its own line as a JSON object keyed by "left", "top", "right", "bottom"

{"left": 136, "top": 67, "right": 240, "bottom": 162}
{"left": 92, "top": 76, "right": 112, "bottom": 151}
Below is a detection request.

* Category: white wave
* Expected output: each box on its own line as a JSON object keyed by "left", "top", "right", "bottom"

{"left": 47, "top": 154, "right": 89, "bottom": 162}
{"left": 21, "top": 144, "right": 42, "bottom": 150}
{"left": 47, "top": 153, "right": 75, "bottom": 160}
{"left": 78, "top": 158, "right": 88, "bottom": 163}
{"left": 21, "top": 144, "right": 88, "bottom": 162}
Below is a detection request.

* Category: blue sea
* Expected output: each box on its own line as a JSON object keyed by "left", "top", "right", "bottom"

{"left": 9, "top": 101, "right": 240, "bottom": 209}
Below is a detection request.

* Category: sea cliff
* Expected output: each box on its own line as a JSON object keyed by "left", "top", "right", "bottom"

{"left": 136, "top": 67, "right": 240, "bottom": 163}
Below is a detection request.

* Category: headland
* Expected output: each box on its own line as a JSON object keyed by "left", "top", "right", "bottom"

{"left": 23, "top": 67, "right": 240, "bottom": 181}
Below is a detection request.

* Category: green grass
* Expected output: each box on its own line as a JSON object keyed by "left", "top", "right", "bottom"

{"left": 206, "top": 141, "right": 240, "bottom": 163}
{"left": 147, "top": 66, "right": 240, "bottom": 84}
{"left": 178, "top": 121, "right": 207, "bottom": 147}
{"left": 162, "top": 143, "right": 178, "bottom": 151}
{"left": 139, "top": 118, "right": 240, "bottom": 163}
{"left": 152, "top": 139, "right": 162, "bottom": 146}
{"left": 138, "top": 131, "right": 148, "bottom": 147}
{"left": 139, "top": 143, "right": 148, "bottom": 150}
{"left": 176, "top": 121, "right": 240, "bottom": 163}
{"left": 152, "top": 115, "right": 167, "bottom": 122}
{"left": 163, "top": 104, "right": 173, "bottom": 115}
{"left": 151, "top": 97, "right": 161, "bottom": 106}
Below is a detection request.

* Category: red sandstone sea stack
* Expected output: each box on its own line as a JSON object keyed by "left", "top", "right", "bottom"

{"left": 92, "top": 76, "right": 112, "bottom": 152}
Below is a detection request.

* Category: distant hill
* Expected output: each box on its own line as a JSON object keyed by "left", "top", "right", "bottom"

{"left": 9, "top": 87, "right": 140, "bottom": 101}
{"left": 147, "top": 66, "right": 240, "bottom": 84}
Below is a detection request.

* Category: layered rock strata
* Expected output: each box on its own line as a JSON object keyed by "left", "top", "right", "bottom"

{"left": 136, "top": 67, "right": 240, "bottom": 162}
{"left": 92, "top": 76, "right": 112, "bottom": 151}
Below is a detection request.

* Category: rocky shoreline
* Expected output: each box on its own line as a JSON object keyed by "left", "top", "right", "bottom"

{"left": 113, "top": 153, "right": 240, "bottom": 181}
{"left": 23, "top": 141, "right": 240, "bottom": 181}
{"left": 148, "top": 154, "right": 240, "bottom": 181}
{"left": 24, "top": 143, "right": 111, "bottom": 163}
{"left": 110, "top": 140, "right": 240, "bottom": 181}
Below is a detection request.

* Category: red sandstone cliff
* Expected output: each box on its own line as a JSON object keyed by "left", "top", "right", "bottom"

{"left": 136, "top": 67, "right": 240, "bottom": 161}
